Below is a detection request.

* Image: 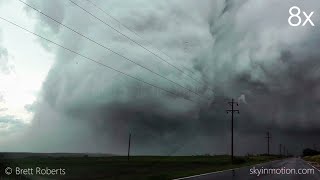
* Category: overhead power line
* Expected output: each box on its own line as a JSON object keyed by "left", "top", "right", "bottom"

{"left": 83, "top": 0, "right": 209, "bottom": 86}
{"left": 17, "top": 0, "right": 209, "bottom": 101}
{"left": 69, "top": 0, "right": 214, "bottom": 94}
{"left": 0, "top": 16, "right": 197, "bottom": 104}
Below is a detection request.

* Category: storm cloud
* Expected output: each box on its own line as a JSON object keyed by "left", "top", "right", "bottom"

{"left": 0, "top": 46, "right": 12, "bottom": 74}
{"left": 2, "top": 0, "right": 320, "bottom": 155}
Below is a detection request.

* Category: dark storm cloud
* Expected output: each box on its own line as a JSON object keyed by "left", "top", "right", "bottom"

{"left": 5, "top": 0, "right": 320, "bottom": 155}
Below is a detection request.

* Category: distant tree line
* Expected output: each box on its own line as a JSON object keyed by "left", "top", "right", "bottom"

{"left": 303, "top": 148, "right": 320, "bottom": 156}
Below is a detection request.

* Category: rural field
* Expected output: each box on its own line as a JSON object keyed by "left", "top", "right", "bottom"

{"left": 304, "top": 155, "right": 320, "bottom": 164}
{"left": 1, "top": 154, "right": 281, "bottom": 180}
{"left": 304, "top": 155, "right": 320, "bottom": 170}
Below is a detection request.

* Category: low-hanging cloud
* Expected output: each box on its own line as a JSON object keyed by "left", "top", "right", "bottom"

{"left": 0, "top": 46, "right": 13, "bottom": 74}
{"left": 2, "top": 0, "right": 320, "bottom": 155}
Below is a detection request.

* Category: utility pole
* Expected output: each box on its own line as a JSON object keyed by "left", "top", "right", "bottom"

{"left": 283, "top": 146, "right": 286, "bottom": 157}
{"left": 127, "top": 133, "right": 131, "bottom": 161}
{"left": 279, "top": 144, "right": 282, "bottom": 156}
{"left": 265, "top": 132, "right": 271, "bottom": 156}
{"left": 226, "top": 98, "right": 239, "bottom": 163}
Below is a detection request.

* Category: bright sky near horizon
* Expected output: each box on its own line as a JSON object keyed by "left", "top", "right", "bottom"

{"left": 0, "top": 1, "right": 53, "bottom": 127}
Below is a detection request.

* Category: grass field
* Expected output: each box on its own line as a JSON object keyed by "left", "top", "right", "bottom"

{"left": 304, "top": 155, "right": 320, "bottom": 164}
{"left": 1, "top": 155, "right": 281, "bottom": 180}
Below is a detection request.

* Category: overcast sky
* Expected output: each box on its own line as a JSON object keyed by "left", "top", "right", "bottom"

{"left": 0, "top": 0, "right": 320, "bottom": 155}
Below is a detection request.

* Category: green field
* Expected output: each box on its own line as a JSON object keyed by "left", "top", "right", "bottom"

{"left": 1, "top": 155, "right": 281, "bottom": 180}
{"left": 304, "top": 155, "right": 320, "bottom": 164}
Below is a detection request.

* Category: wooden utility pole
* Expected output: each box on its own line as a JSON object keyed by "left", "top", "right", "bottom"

{"left": 265, "top": 132, "right": 271, "bottom": 156}
{"left": 128, "top": 133, "right": 131, "bottom": 161}
{"left": 279, "top": 144, "right": 282, "bottom": 156}
{"left": 226, "top": 98, "right": 239, "bottom": 163}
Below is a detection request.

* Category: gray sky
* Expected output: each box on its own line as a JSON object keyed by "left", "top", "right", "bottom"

{"left": 0, "top": 0, "right": 320, "bottom": 155}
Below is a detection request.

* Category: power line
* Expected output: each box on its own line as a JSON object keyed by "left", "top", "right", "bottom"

{"left": 83, "top": 0, "right": 213, "bottom": 90}
{"left": 17, "top": 0, "right": 209, "bottom": 101}
{"left": 0, "top": 16, "right": 197, "bottom": 104}
{"left": 13, "top": 1, "right": 212, "bottom": 160}
{"left": 68, "top": 0, "right": 214, "bottom": 94}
